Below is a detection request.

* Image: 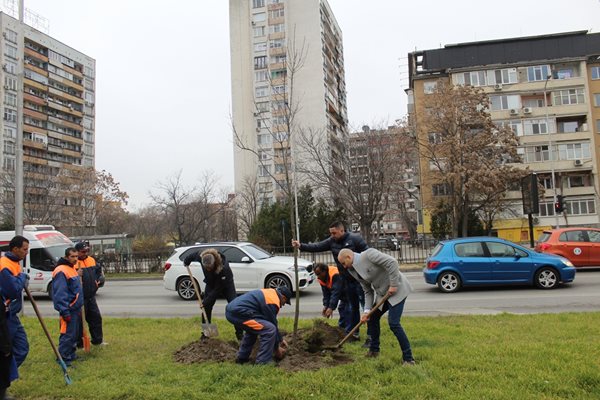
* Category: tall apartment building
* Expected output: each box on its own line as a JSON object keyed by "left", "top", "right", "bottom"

{"left": 407, "top": 31, "right": 600, "bottom": 242}
{"left": 0, "top": 12, "right": 96, "bottom": 227}
{"left": 229, "top": 0, "right": 347, "bottom": 205}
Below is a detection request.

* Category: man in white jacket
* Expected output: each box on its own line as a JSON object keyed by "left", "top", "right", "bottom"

{"left": 338, "top": 248, "right": 415, "bottom": 365}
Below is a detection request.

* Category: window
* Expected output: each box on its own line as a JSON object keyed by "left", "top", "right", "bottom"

{"left": 258, "top": 165, "right": 271, "bottom": 177}
{"left": 254, "top": 56, "right": 267, "bottom": 69}
{"left": 270, "top": 9, "right": 284, "bottom": 18}
{"left": 423, "top": 81, "right": 437, "bottom": 94}
{"left": 594, "top": 94, "right": 600, "bottom": 107}
{"left": 588, "top": 230, "right": 600, "bottom": 243}
{"left": 557, "top": 121, "right": 579, "bottom": 133}
{"left": 553, "top": 89, "right": 585, "bottom": 105}
{"left": 432, "top": 183, "right": 451, "bottom": 196}
{"left": 523, "top": 119, "right": 550, "bottom": 135}
{"left": 591, "top": 66, "right": 600, "bottom": 80}
{"left": 271, "top": 85, "right": 286, "bottom": 94}
{"left": 495, "top": 120, "right": 523, "bottom": 136}
{"left": 494, "top": 68, "right": 518, "bottom": 84}
{"left": 256, "top": 101, "right": 269, "bottom": 112}
{"left": 84, "top": 78, "right": 94, "bottom": 91}
{"left": 2, "top": 156, "right": 15, "bottom": 171}
{"left": 540, "top": 176, "right": 553, "bottom": 189}
{"left": 4, "top": 92, "right": 16, "bottom": 107}
{"left": 273, "top": 55, "right": 286, "bottom": 64}
{"left": 522, "top": 98, "right": 544, "bottom": 108}
{"left": 490, "top": 95, "right": 520, "bottom": 111}
{"left": 253, "top": 12, "right": 266, "bottom": 22}
{"left": 558, "top": 142, "right": 590, "bottom": 160}
{"left": 3, "top": 141, "right": 15, "bottom": 155}
{"left": 567, "top": 176, "right": 585, "bottom": 188}
{"left": 428, "top": 132, "right": 442, "bottom": 144}
{"left": 252, "top": 0, "right": 265, "bottom": 8}
{"left": 4, "top": 76, "right": 16, "bottom": 91}
{"left": 597, "top": 120, "right": 600, "bottom": 133}
{"left": 270, "top": 39, "right": 285, "bottom": 48}
{"left": 486, "top": 242, "right": 520, "bottom": 257}
{"left": 523, "top": 145, "right": 550, "bottom": 162}
{"left": 270, "top": 24, "right": 285, "bottom": 33}
{"left": 255, "top": 86, "right": 268, "bottom": 97}
{"left": 559, "top": 230, "right": 586, "bottom": 242}
{"left": 4, "top": 29, "right": 17, "bottom": 43}
{"left": 254, "top": 70, "right": 268, "bottom": 82}
{"left": 253, "top": 26, "right": 266, "bottom": 37}
{"left": 83, "top": 117, "right": 94, "bottom": 129}
{"left": 4, "top": 44, "right": 17, "bottom": 59}
{"left": 3, "top": 61, "right": 16, "bottom": 75}
{"left": 566, "top": 199, "right": 596, "bottom": 216}
{"left": 271, "top": 69, "right": 286, "bottom": 80}
{"left": 454, "top": 242, "right": 485, "bottom": 257}
{"left": 254, "top": 42, "right": 267, "bottom": 52}
{"left": 527, "top": 65, "right": 550, "bottom": 82}
{"left": 3, "top": 108, "right": 16, "bottom": 123}
{"left": 455, "top": 70, "right": 487, "bottom": 87}
{"left": 257, "top": 134, "right": 272, "bottom": 146}
{"left": 556, "top": 68, "right": 574, "bottom": 79}
{"left": 4, "top": 127, "right": 16, "bottom": 138}
{"left": 83, "top": 66, "right": 95, "bottom": 78}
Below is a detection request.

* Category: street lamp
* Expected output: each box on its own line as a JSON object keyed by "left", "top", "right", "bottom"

{"left": 543, "top": 74, "right": 560, "bottom": 228}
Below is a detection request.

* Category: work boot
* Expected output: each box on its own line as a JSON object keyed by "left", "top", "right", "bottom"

{"left": 235, "top": 357, "right": 249, "bottom": 365}
{"left": 0, "top": 388, "right": 16, "bottom": 400}
{"left": 402, "top": 359, "right": 416, "bottom": 366}
{"left": 362, "top": 335, "right": 372, "bottom": 349}
{"left": 365, "top": 351, "right": 379, "bottom": 358}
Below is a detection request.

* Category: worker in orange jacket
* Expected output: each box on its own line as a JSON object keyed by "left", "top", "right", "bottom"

{"left": 75, "top": 242, "right": 106, "bottom": 346}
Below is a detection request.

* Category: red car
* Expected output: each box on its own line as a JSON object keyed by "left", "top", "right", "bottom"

{"left": 535, "top": 228, "right": 600, "bottom": 268}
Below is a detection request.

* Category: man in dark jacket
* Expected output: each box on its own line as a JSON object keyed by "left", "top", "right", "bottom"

{"left": 292, "top": 221, "right": 368, "bottom": 341}
{"left": 225, "top": 287, "right": 291, "bottom": 365}
{"left": 52, "top": 248, "right": 84, "bottom": 365}
{"left": 75, "top": 242, "right": 105, "bottom": 346}
{"left": 313, "top": 263, "right": 343, "bottom": 319}
{"left": 184, "top": 248, "right": 243, "bottom": 340}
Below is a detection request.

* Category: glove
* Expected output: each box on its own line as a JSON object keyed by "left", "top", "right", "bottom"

{"left": 62, "top": 314, "right": 71, "bottom": 323}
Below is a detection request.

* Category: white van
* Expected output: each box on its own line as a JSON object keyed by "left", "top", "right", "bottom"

{"left": 0, "top": 225, "right": 73, "bottom": 299}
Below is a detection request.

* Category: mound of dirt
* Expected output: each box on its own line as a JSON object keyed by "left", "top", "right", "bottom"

{"left": 173, "top": 320, "right": 354, "bottom": 371}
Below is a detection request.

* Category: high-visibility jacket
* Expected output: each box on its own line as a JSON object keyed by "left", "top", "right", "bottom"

{"left": 76, "top": 256, "right": 100, "bottom": 298}
{"left": 226, "top": 289, "right": 281, "bottom": 326}
{"left": 317, "top": 267, "right": 343, "bottom": 310}
{"left": 0, "top": 254, "right": 27, "bottom": 315}
{"left": 52, "top": 258, "right": 83, "bottom": 318}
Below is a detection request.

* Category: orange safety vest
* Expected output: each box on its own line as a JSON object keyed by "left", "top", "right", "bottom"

{"left": 75, "top": 256, "right": 96, "bottom": 270}
{"left": 0, "top": 256, "right": 21, "bottom": 277}
{"left": 317, "top": 266, "right": 339, "bottom": 290}
{"left": 260, "top": 288, "right": 281, "bottom": 312}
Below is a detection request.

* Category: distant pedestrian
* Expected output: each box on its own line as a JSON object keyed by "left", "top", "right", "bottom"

{"left": 52, "top": 248, "right": 84, "bottom": 366}
{"left": 225, "top": 288, "right": 291, "bottom": 365}
{"left": 338, "top": 248, "right": 415, "bottom": 364}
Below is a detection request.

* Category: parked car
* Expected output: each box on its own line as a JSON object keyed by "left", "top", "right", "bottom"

{"left": 423, "top": 237, "right": 576, "bottom": 293}
{"left": 375, "top": 236, "right": 399, "bottom": 251}
{"left": 163, "top": 242, "right": 316, "bottom": 300}
{"left": 535, "top": 228, "right": 600, "bottom": 268}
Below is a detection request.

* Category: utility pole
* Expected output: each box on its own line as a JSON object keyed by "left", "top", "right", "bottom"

{"left": 543, "top": 74, "right": 560, "bottom": 229}
{"left": 15, "top": 0, "right": 25, "bottom": 235}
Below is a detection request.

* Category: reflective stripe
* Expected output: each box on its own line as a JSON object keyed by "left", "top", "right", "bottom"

{"left": 243, "top": 319, "right": 264, "bottom": 331}
{"left": 261, "top": 289, "right": 281, "bottom": 310}
{"left": 60, "top": 317, "right": 67, "bottom": 334}
{"left": 69, "top": 293, "right": 79, "bottom": 307}
{"left": 317, "top": 266, "right": 338, "bottom": 289}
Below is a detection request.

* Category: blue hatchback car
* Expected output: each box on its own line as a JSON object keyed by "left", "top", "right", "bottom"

{"left": 423, "top": 237, "right": 576, "bottom": 293}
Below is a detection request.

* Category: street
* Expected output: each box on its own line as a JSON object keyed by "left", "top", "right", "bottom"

{"left": 23, "top": 270, "right": 600, "bottom": 319}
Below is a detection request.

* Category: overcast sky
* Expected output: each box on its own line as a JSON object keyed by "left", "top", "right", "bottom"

{"left": 16, "top": 0, "right": 600, "bottom": 209}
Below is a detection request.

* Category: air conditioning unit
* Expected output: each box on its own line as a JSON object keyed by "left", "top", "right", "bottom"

{"left": 256, "top": 127, "right": 261, "bottom": 132}
{"left": 574, "top": 159, "right": 583, "bottom": 166}
{"left": 1, "top": 64, "right": 7, "bottom": 72}
{"left": 494, "top": 84, "right": 503, "bottom": 91}
{"left": 253, "top": 112, "right": 259, "bottom": 116}
{"left": 523, "top": 107, "right": 532, "bottom": 114}
{"left": 582, "top": 123, "right": 589, "bottom": 131}
{"left": 509, "top": 109, "right": 519, "bottom": 116}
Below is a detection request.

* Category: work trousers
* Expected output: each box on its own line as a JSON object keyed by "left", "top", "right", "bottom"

{"left": 58, "top": 312, "right": 81, "bottom": 363}
{"left": 202, "top": 286, "right": 243, "bottom": 339}
{"left": 7, "top": 313, "right": 28, "bottom": 381}
{"left": 78, "top": 296, "right": 103, "bottom": 345}
{"left": 225, "top": 312, "right": 278, "bottom": 364}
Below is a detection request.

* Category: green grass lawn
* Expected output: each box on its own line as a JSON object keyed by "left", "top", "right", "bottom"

{"left": 11, "top": 313, "right": 600, "bottom": 400}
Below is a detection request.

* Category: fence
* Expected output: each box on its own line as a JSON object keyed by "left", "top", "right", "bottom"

{"left": 96, "top": 251, "right": 171, "bottom": 274}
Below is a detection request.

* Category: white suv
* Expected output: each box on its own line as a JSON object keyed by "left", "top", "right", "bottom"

{"left": 163, "top": 242, "right": 316, "bottom": 300}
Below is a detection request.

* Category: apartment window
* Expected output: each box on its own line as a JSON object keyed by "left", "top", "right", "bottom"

{"left": 256, "top": 102, "right": 269, "bottom": 113}
{"left": 253, "top": 12, "right": 266, "bottom": 23}
{"left": 84, "top": 78, "right": 94, "bottom": 91}
{"left": 273, "top": 55, "right": 286, "bottom": 64}
{"left": 539, "top": 202, "right": 556, "bottom": 217}
{"left": 432, "top": 183, "right": 451, "bottom": 196}
{"left": 83, "top": 117, "right": 93, "bottom": 129}
{"left": 257, "top": 134, "right": 272, "bottom": 146}
{"left": 3, "top": 141, "right": 15, "bottom": 155}
{"left": 490, "top": 94, "right": 520, "bottom": 111}
{"left": 254, "top": 42, "right": 267, "bottom": 52}
{"left": 270, "top": 0, "right": 282, "bottom": 3}
{"left": 254, "top": 70, "right": 268, "bottom": 82}
{"left": 3, "top": 108, "right": 16, "bottom": 123}
{"left": 274, "top": 131, "right": 289, "bottom": 142}
{"left": 527, "top": 65, "right": 550, "bottom": 82}
{"left": 271, "top": 85, "right": 286, "bottom": 94}
{"left": 558, "top": 142, "right": 590, "bottom": 160}
{"left": 258, "top": 165, "right": 271, "bottom": 177}
{"left": 566, "top": 199, "right": 596, "bottom": 215}
{"left": 4, "top": 44, "right": 17, "bottom": 59}
{"left": 594, "top": 94, "right": 600, "bottom": 107}
{"left": 523, "top": 119, "right": 549, "bottom": 135}
{"left": 270, "top": 38, "right": 285, "bottom": 48}
{"left": 428, "top": 132, "right": 442, "bottom": 144}
{"left": 455, "top": 70, "right": 487, "bottom": 87}
{"left": 495, "top": 120, "right": 523, "bottom": 136}
{"left": 3, "top": 156, "right": 15, "bottom": 171}
{"left": 270, "top": 9, "right": 284, "bottom": 18}
{"left": 4, "top": 29, "right": 17, "bottom": 43}
{"left": 4, "top": 92, "right": 16, "bottom": 107}
{"left": 494, "top": 68, "right": 518, "bottom": 84}
{"left": 85, "top": 92, "right": 94, "bottom": 104}
{"left": 556, "top": 68, "right": 574, "bottom": 79}
{"left": 84, "top": 131, "right": 94, "bottom": 143}
{"left": 591, "top": 66, "right": 600, "bottom": 80}
{"left": 253, "top": 26, "right": 266, "bottom": 37}
{"left": 4, "top": 127, "right": 15, "bottom": 138}
{"left": 271, "top": 100, "right": 286, "bottom": 111}
{"left": 83, "top": 66, "right": 95, "bottom": 78}
{"left": 255, "top": 86, "right": 268, "bottom": 97}
{"left": 540, "top": 176, "right": 553, "bottom": 189}
{"left": 557, "top": 121, "right": 579, "bottom": 133}
{"left": 568, "top": 176, "right": 585, "bottom": 188}
{"left": 252, "top": 0, "right": 265, "bottom": 7}
{"left": 271, "top": 69, "right": 286, "bottom": 80}
{"left": 83, "top": 144, "right": 94, "bottom": 156}
{"left": 553, "top": 89, "right": 585, "bottom": 105}
{"left": 254, "top": 56, "right": 267, "bottom": 69}
{"left": 4, "top": 76, "right": 16, "bottom": 91}
{"left": 269, "top": 24, "right": 285, "bottom": 33}
{"left": 597, "top": 119, "right": 600, "bottom": 133}
{"left": 522, "top": 145, "right": 550, "bottom": 162}
{"left": 523, "top": 99, "right": 544, "bottom": 108}
{"left": 423, "top": 82, "right": 437, "bottom": 94}
{"left": 3, "top": 61, "right": 16, "bottom": 75}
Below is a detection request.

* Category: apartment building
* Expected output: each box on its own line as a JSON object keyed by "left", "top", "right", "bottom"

{"left": 0, "top": 12, "right": 96, "bottom": 226}
{"left": 229, "top": 0, "right": 347, "bottom": 206}
{"left": 407, "top": 31, "right": 600, "bottom": 241}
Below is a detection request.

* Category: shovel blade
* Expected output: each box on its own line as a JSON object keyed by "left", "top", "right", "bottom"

{"left": 202, "top": 323, "right": 219, "bottom": 337}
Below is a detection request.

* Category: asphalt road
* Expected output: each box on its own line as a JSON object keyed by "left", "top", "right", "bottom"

{"left": 23, "top": 270, "right": 600, "bottom": 319}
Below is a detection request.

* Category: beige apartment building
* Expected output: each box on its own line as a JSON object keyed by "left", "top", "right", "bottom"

{"left": 408, "top": 31, "right": 600, "bottom": 242}
{"left": 0, "top": 12, "right": 96, "bottom": 227}
{"left": 229, "top": 0, "right": 347, "bottom": 206}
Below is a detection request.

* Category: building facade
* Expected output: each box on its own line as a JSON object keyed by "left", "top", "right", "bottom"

{"left": 229, "top": 0, "right": 347, "bottom": 206}
{"left": 0, "top": 12, "right": 95, "bottom": 228}
{"left": 407, "top": 31, "right": 600, "bottom": 242}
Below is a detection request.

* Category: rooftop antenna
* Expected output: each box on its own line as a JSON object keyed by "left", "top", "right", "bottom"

{"left": 1, "top": 0, "right": 50, "bottom": 33}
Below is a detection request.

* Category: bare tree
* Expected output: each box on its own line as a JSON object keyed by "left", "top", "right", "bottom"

{"left": 234, "top": 175, "right": 262, "bottom": 240}
{"left": 415, "top": 81, "right": 526, "bottom": 237}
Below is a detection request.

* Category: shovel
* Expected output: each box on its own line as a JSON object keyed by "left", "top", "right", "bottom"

{"left": 185, "top": 264, "right": 218, "bottom": 337}
{"left": 25, "top": 287, "right": 72, "bottom": 385}
{"left": 79, "top": 277, "right": 91, "bottom": 353}
{"left": 325, "top": 292, "right": 392, "bottom": 351}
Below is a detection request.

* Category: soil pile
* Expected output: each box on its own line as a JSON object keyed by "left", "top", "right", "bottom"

{"left": 173, "top": 320, "right": 354, "bottom": 371}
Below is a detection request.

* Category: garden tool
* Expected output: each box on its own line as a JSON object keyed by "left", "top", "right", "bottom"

{"left": 185, "top": 264, "right": 218, "bottom": 337}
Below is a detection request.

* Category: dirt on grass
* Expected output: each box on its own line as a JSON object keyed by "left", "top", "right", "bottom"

{"left": 173, "top": 320, "right": 354, "bottom": 371}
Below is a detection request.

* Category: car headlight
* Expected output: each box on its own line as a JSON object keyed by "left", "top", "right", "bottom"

{"left": 561, "top": 259, "right": 574, "bottom": 267}
{"left": 289, "top": 266, "right": 306, "bottom": 272}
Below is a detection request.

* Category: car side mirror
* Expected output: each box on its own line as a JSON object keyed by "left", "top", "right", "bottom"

{"left": 514, "top": 253, "right": 521, "bottom": 260}
{"left": 241, "top": 256, "right": 252, "bottom": 263}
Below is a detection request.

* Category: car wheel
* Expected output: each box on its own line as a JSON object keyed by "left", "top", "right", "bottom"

{"left": 176, "top": 277, "right": 198, "bottom": 300}
{"left": 535, "top": 267, "right": 559, "bottom": 289}
{"left": 437, "top": 271, "right": 461, "bottom": 293}
{"left": 47, "top": 283, "right": 53, "bottom": 301}
{"left": 265, "top": 274, "right": 292, "bottom": 292}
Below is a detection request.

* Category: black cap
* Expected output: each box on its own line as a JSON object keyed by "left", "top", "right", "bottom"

{"left": 74, "top": 242, "right": 89, "bottom": 251}
{"left": 277, "top": 287, "right": 292, "bottom": 305}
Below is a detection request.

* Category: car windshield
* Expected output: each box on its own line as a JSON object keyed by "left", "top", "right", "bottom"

{"left": 45, "top": 244, "right": 73, "bottom": 262}
{"left": 430, "top": 243, "right": 443, "bottom": 257}
{"left": 240, "top": 244, "right": 272, "bottom": 260}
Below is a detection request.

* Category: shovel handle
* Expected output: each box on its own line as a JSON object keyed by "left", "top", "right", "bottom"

{"left": 185, "top": 264, "right": 210, "bottom": 323}
{"left": 336, "top": 292, "right": 392, "bottom": 348}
